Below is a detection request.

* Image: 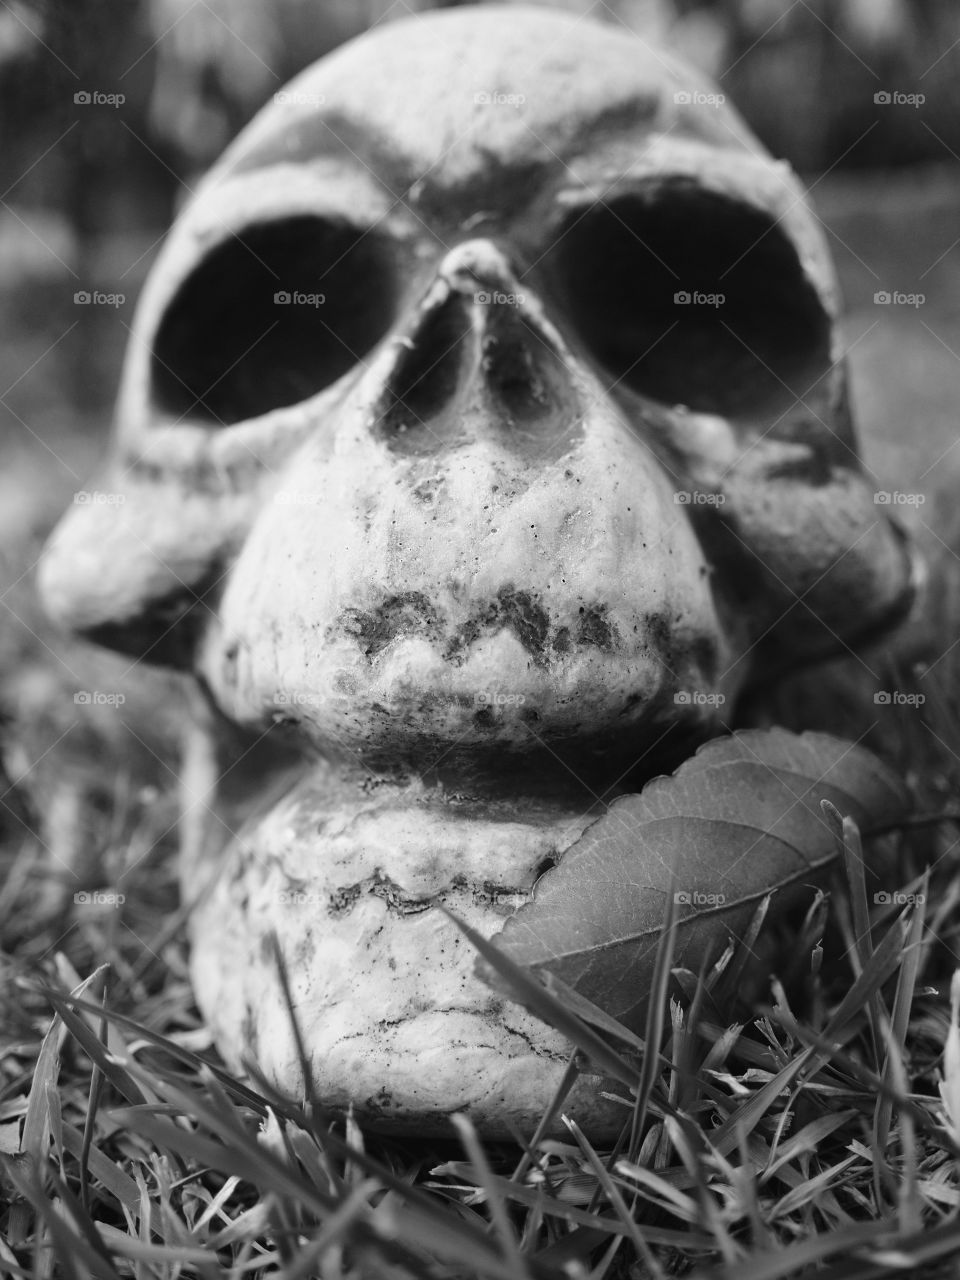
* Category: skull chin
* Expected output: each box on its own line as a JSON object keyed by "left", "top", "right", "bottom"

{"left": 200, "top": 413, "right": 739, "bottom": 789}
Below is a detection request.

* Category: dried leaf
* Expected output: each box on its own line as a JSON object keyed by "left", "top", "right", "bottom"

{"left": 484, "top": 730, "right": 907, "bottom": 1029}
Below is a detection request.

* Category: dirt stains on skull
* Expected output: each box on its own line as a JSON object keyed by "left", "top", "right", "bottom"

{"left": 576, "top": 604, "right": 615, "bottom": 650}
{"left": 339, "top": 586, "right": 621, "bottom": 666}
{"left": 489, "top": 588, "right": 550, "bottom": 657}
{"left": 452, "top": 590, "right": 560, "bottom": 664}
{"left": 448, "top": 587, "right": 599, "bottom": 666}
{"left": 340, "top": 592, "right": 441, "bottom": 657}
{"left": 552, "top": 626, "right": 571, "bottom": 653}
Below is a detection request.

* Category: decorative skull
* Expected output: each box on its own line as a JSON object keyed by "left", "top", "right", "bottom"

{"left": 41, "top": 7, "right": 916, "bottom": 1135}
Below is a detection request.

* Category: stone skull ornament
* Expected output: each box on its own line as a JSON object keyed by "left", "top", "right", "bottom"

{"left": 41, "top": 7, "right": 916, "bottom": 1134}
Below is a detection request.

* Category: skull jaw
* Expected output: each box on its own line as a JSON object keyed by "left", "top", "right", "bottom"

{"left": 183, "top": 751, "right": 628, "bottom": 1137}
{"left": 249, "top": 669, "right": 726, "bottom": 796}
{"left": 195, "top": 413, "right": 744, "bottom": 783}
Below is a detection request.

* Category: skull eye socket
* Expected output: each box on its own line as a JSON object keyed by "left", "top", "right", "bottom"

{"left": 151, "top": 216, "right": 394, "bottom": 425}
{"left": 551, "top": 183, "right": 832, "bottom": 418}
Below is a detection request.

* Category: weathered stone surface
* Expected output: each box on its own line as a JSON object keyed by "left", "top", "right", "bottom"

{"left": 39, "top": 8, "right": 917, "bottom": 1135}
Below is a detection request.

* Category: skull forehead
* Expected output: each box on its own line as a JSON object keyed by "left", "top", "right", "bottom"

{"left": 218, "top": 6, "right": 748, "bottom": 205}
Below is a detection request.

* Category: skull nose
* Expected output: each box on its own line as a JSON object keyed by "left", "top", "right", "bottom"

{"left": 376, "top": 241, "right": 582, "bottom": 459}
{"left": 437, "top": 238, "right": 518, "bottom": 298}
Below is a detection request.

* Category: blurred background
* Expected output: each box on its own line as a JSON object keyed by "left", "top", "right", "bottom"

{"left": 1, "top": 0, "right": 959, "bottom": 903}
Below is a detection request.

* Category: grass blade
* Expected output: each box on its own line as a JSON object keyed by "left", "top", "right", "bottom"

{"left": 452, "top": 1113, "right": 531, "bottom": 1280}
{"left": 875, "top": 877, "right": 927, "bottom": 1149}
{"left": 630, "top": 887, "right": 679, "bottom": 1158}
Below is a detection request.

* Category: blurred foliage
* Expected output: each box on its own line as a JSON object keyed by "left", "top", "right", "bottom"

{"left": 677, "top": 0, "right": 960, "bottom": 170}
{"left": 3, "top": 0, "right": 959, "bottom": 220}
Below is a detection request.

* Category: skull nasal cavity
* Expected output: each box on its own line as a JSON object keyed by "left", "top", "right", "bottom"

{"left": 378, "top": 294, "right": 579, "bottom": 459}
